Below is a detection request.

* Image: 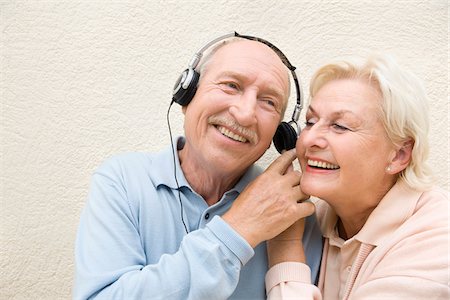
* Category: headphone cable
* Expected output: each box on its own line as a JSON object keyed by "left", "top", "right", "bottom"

{"left": 167, "top": 101, "right": 189, "bottom": 234}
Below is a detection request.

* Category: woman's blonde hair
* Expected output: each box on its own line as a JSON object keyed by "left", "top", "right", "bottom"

{"left": 310, "top": 53, "right": 435, "bottom": 191}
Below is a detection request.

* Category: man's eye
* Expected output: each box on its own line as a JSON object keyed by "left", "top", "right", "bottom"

{"left": 258, "top": 98, "right": 281, "bottom": 114}
{"left": 304, "top": 119, "right": 316, "bottom": 127}
{"left": 262, "top": 99, "right": 275, "bottom": 107}
{"left": 219, "top": 82, "right": 240, "bottom": 94}
{"left": 226, "top": 82, "right": 239, "bottom": 90}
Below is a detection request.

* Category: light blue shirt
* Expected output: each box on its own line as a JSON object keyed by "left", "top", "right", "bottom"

{"left": 74, "top": 138, "right": 322, "bottom": 299}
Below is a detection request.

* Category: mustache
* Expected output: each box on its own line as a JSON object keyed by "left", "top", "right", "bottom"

{"left": 208, "top": 115, "right": 259, "bottom": 144}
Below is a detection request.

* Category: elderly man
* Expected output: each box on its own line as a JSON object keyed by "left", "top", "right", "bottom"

{"left": 74, "top": 33, "right": 322, "bottom": 299}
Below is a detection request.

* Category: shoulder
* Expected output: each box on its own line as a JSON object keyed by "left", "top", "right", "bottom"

{"left": 236, "top": 164, "right": 264, "bottom": 187}
{"left": 87, "top": 152, "right": 165, "bottom": 211}
{"left": 414, "top": 186, "right": 449, "bottom": 220}
{"left": 247, "top": 164, "right": 264, "bottom": 178}
{"left": 419, "top": 186, "right": 449, "bottom": 201}
{"left": 92, "top": 151, "right": 167, "bottom": 190}
{"left": 92, "top": 148, "right": 179, "bottom": 190}
{"left": 416, "top": 186, "right": 449, "bottom": 210}
{"left": 371, "top": 187, "right": 450, "bottom": 286}
{"left": 95, "top": 152, "right": 154, "bottom": 176}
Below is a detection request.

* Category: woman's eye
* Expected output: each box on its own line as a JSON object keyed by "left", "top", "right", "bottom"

{"left": 332, "top": 123, "right": 349, "bottom": 131}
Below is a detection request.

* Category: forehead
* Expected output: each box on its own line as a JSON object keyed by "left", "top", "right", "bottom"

{"left": 210, "top": 40, "right": 287, "bottom": 72}
{"left": 311, "top": 79, "right": 382, "bottom": 114}
{"left": 207, "top": 40, "right": 290, "bottom": 97}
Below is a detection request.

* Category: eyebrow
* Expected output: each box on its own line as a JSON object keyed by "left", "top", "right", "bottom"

{"left": 219, "top": 71, "right": 286, "bottom": 100}
{"left": 308, "top": 105, "right": 359, "bottom": 119}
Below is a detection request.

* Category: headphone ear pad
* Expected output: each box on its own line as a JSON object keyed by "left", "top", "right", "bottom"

{"left": 273, "top": 122, "right": 298, "bottom": 153}
{"left": 172, "top": 69, "right": 200, "bottom": 106}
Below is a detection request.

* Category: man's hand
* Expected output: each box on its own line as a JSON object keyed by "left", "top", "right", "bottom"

{"left": 222, "top": 149, "right": 314, "bottom": 248}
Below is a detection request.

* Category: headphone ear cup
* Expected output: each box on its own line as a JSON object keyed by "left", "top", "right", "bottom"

{"left": 273, "top": 122, "right": 298, "bottom": 153}
{"left": 172, "top": 69, "right": 200, "bottom": 106}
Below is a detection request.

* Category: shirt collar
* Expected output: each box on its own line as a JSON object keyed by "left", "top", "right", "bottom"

{"left": 152, "top": 136, "right": 191, "bottom": 190}
{"left": 355, "top": 180, "right": 422, "bottom": 245}
{"left": 153, "top": 136, "right": 262, "bottom": 195}
{"left": 318, "top": 200, "right": 338, "bottom": 239}
{"left": 319, "top": 180, "right": 423, "bottom": 246}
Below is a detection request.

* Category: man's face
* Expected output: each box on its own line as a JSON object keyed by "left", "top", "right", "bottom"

{"left": 181, "top": 40, "right": 290, "bottom": 176}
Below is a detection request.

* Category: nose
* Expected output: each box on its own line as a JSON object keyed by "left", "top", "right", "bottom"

{"left": 228, "top": 90, "right": 257, "bottom": 127}
{"left": 300, "top": 123, "right": 328, "bottom": 149}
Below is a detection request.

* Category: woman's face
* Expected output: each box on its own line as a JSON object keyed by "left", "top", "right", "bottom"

{"left": 297, "top": 78, "right": 397, "bottom": 210}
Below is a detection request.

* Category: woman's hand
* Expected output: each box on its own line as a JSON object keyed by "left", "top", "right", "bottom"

{"left": 267, "top": 217, "right": 311, "bottom": 267}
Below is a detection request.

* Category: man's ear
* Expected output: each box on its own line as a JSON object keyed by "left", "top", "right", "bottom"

{"left": 387, "top": 140, "right": 413, "bottom": 174}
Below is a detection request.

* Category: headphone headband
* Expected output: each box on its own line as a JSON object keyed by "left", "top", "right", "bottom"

{"left": 172, "top": 32, "right": 304, "bottom": 153}
{"left": 188, "top": 32, "right": 303, "bottom": 115}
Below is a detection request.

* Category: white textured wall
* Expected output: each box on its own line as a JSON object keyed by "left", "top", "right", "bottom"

{"left": 1, "top": 1, "right": 448, "bottom": 298}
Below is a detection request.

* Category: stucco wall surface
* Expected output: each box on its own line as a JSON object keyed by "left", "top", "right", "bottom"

{"left": 1, "top": 1, "right": 448, "bottom": 299}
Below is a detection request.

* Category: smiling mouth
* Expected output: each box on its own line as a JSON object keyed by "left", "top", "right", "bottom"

{"left": 307, "top": 159, "right": 340, "bottom": 170}
{"left": 216, "top": 125, "right": 248, "bottom": 143}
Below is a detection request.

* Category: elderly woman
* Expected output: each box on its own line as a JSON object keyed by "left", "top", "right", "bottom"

{"left": 265, "top": 54, "right": 449, "bottom": 299}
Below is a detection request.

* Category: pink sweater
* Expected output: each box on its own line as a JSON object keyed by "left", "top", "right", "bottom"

{"left": 266, "top": 181, "right": 450, "bottom": 299}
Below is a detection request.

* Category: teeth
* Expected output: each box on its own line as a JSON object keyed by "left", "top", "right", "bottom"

{"left": 217, "top": 126, "right": 248, "bottom": 143}
{"left": 308, "top": 159, "right": 339, "bottom": 170}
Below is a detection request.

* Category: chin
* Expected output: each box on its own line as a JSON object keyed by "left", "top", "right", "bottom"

{"left": 301, "top": 181, "right": 328, "bottom": 199}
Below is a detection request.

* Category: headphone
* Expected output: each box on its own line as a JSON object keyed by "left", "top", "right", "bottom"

{"left": 172, "top": 32, "right": 304, "bottom": 153}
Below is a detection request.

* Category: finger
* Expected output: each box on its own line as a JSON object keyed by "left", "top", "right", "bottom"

{"left": 296, "top": 156, "right": 304, "bottom": 173}
{"left": 294, "top": 183, "right": 310, "bottom": 202}
{"left": 283, "top": 170, "right": 302, "bottom": 187}
{"left": 295, "top": 201, "right": 315, "bottom": 218}
{"left": 280, "top": 148, "right": 295, "bottom": 173}
{"left": 296, "top": 194, "right": 310, "bottom": 203}
{"left": 266, "top": 149, "right": 297, "bottom": 174}
{"left": 286, "top": 163, "right": 294, "bottom": 173}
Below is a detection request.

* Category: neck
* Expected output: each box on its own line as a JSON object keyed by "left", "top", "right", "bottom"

{"left": 337, "top": 215, "right": 368, "bottom": 240}
{"left": 179, "top": 150, "right": 242, "bottom": 206}
{"left": 334, "top": 178, "right": 397, "bottom": 240}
